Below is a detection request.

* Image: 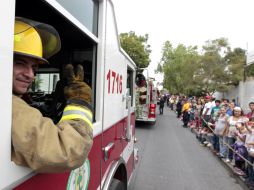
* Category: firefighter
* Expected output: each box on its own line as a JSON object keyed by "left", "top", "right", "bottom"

{"left": 12, "top": 17, "right": 93, "bottom": 173}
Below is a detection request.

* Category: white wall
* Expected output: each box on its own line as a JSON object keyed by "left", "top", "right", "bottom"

{"left": 215, "top": 78, "right": 254, "bottom": 112}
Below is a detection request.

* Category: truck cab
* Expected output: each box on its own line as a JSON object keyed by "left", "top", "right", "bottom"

{"left": 0, "top": 0, "right": 137, "bottom": 189}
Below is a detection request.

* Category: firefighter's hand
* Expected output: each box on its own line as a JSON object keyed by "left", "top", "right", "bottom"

{"left": 63, "top": 64, "right": 92, "bottom": 106}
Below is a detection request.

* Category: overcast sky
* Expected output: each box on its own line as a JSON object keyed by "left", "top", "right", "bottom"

{"left": 113, "top": 0, "right": 254, "bottom": 80}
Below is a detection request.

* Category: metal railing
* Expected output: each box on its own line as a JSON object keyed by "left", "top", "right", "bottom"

{"left": 201, "top": 118, "right": 254, "bottom": 167}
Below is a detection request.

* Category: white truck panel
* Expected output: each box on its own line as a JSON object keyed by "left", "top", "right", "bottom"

{"left": 103, "top": 1, "right": 128, "bottom": 129}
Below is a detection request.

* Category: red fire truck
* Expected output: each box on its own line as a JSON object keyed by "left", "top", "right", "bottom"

{"left": 0, "top": 0, "right": 138, "bottom": 189}
{"left": 135, "top": 70, "right": 157, "bottom": 123}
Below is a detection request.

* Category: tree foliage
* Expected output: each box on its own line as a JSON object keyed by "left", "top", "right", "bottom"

{"left": 157, "top": 37, "right": 246, "bottom": 96}
{"left": 196, "top": 38, "right": 230, "bottom": 94}
{"left": 225, "top": 48, "right": 246, "bottom": 84}
{"left": 245, "top": 64, "right": 254, "bottom": 77}
{"left": 120, "top": 31, "right": 151, "bottom": 69}
{"left": 159, "top": 41, "right": 200, "bottom": 95}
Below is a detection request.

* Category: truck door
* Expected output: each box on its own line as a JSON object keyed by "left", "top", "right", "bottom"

{"left": 100, "top": 1, "right": 137, "bottom": 187}
{"left": 2, "top": 0, "right": 101, "bottom": 189}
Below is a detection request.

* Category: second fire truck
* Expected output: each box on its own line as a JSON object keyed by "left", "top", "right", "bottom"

{"left": 135, "top": 69, "right": 157, "bottom": 123}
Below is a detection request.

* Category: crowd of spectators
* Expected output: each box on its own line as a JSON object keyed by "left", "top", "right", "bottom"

{"left": 166, "top": 94, "right": 254, "bottom": 189}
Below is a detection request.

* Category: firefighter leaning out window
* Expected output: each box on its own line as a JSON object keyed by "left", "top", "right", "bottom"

{"left": 12, "top": 17, "right": 93, "bottom": 173}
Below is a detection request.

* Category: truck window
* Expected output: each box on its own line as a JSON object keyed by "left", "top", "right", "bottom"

{"left": 55, "top": 0, "right": 98, "bottom": 35}
{"left": 127, "top": 68, "right": 134, "bottom": 106}
{"left": 33, "top": 73, "right": 60, "bottom": 93}
{"left": 15, "top": 0, "right": 98, "bottom": 123}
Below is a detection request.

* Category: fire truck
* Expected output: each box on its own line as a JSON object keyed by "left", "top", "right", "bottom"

{"left": 0, "top": 0, "right": 138, "bottom": 189}
{"left": 135, "top": 69, "right": 157, "bottom": 123}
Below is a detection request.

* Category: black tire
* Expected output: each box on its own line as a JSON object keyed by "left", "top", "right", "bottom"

{"left": 108, "top": 178, "right": 125, "bottom": 190}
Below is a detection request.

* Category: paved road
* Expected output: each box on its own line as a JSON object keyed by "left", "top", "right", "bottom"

{"left": 131, "top": 107, "right": 245, "bottom": 190}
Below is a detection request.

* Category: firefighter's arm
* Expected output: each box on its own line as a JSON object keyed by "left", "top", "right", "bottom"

{"left": 12, "top": 97, "right": 93, "bottom": 173}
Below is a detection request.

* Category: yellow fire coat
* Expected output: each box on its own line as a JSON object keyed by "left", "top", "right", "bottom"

{"left": 11, "top": 95, "right": 93, "bottom": 173}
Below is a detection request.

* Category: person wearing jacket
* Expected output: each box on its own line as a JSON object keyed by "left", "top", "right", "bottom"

{"left": 182, "top": 98, "right": 190, "bottom": 128}
{"left": 12, "top": 17, "right": 93, "bottom": 173}
{"left": 159, "top": 96, "right": 165, "bottom": 114}
{"left": 176, "top": 96, "right": 183, "bottom": 118}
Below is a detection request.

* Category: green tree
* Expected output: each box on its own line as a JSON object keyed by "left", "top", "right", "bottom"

{"left": 225, "top": 48, "right": 246, "bottom": 84}
{"left": 120, "top": 31, "right": 151, "bottom": 68}
{"left": 158, "top": 37, "right": 247, "bottom": 96}
{"left": 158, "top": 41, "right": 200, "bottom": 95}
{"left": 195, "top": 38, "right": 231, "bottom": 95}
{"left": 245, "top": 64, "right": 254, "bottom": 77}
{"left": 195, "top": 38, "right": 246, "bottom": 95}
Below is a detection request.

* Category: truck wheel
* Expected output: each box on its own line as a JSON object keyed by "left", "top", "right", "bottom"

{"left": 108, "top": 178, "right": 125, "bottom": 190}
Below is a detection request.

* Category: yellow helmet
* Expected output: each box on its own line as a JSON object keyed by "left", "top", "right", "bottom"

{"left": 14, "top": 17, "right": 61, "bottom": 64}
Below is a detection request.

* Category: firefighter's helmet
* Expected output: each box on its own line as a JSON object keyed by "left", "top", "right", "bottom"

{"left": 14, "top": 17, "right": 61, "bottom": 64}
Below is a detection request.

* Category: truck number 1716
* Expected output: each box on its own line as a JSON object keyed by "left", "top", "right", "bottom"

{"left": 106, "top": 69, "right": 122, "bottom": 94}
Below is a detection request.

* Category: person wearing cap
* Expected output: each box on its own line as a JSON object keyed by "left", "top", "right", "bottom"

{"left": 200, "top": 96, "right": 213, "bottom": 145}
{"left": 201, "top": 96, "right": 213, "bottom": 126}
{"left": 12, "top": 17, "right": 93, "bottom": 173}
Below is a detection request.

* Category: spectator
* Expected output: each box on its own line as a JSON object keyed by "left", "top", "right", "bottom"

{"left": 211, "top": 100, "right": 221, "bottom": 153}
{"left": 233, "top": 122, "right": 248, "bottom": 176}
{"left": 232, "top": 99, "right": 239, "bottom": 107}
{"left": 200, "top": 96, "right": 213, "bottom": 146}
{"left": 189, "top": 100, "right": 196, "bottom": 130}
{"left": 166, "top": 95, "right": 170, "bottom": 107}
{"left": 211, "top": 100, "right": 221, "bottom": 122}
{"left": 169, "top": 96, "right": 175, "bottom": 110}
{"left": 245, "top": 119, "right": 254, "bottom": 187}
{"left": 214, "top": 106, "right": 229, "bottom": 158}
{"left": 226, "top": 101, "right": 235, "bottom": 116}
{"left": 224, "top": 107, "right": 247, "bottom": 163}
{"left": 201, "top": 96, "right": 213, "bottom": 127}
{"left": 176, "top": 97, "right": 183, "bottom": 118}
{"left": 195, "top": 99, "right": 203, "bottom": 129}
{"left": 182, "top": 98, "right": 190, "bottom": 128}
{"left": 244, "top": 102, "right": 254, "bottom": 186}
{"left": 221, "top": 98, "right": 229, "bottom": 107}
{"left": 221, "top": 99, "right": 229, "bottom": 113}
{"left": 159, "top": 96, "right": 165, "bottom": 115}
{"left": 246, "top": 102, "right": 254, "bottom": 121}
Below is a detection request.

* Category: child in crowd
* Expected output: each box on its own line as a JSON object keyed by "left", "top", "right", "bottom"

{"left": 233, "top": 122, "right": 248, "bottom": 176}
{"left": 245, "top": 119, "right": 254, "bottom": 186}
